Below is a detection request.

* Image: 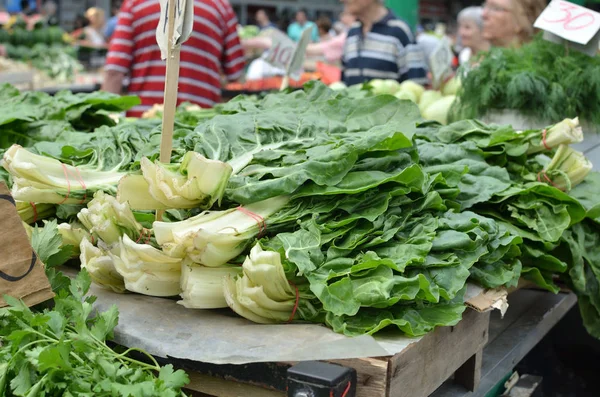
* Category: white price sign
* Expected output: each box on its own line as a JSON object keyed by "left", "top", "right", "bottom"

{"left": 264, "top": 30, "right": 296, "bottom": 71}
{"left": 429, "top": 37, "right": 453, "bottom": 89}
{"left": 264, "top": 28, "right": 312, "bottom": 80}
{"left": 287, "top": 27, "right": 312, "bottom": 80}
{"left": 534, "top": 0, "right": 600, "bottom": 45}
{"left": 156, "top": 0, "right": 194, "bottom": 60}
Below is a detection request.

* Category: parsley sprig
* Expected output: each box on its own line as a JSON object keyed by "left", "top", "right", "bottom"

{"left": 0, "top": 269, "right": 189, "bottom": 396}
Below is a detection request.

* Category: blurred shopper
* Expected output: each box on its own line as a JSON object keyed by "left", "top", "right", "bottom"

{"left": 102, "top": 0, "right": 245, "bottom": 117}
{"left": 457, "top": 6, "right": 489, "bottom": 64}
{"left": 305, "top": 11, "right": 356, "bottom": 64}
{"left": 482, "top": 0, "right": 545, "bottom": 47}
{"left": 19, "top": 0, "right": 34, "bottom": 17}
{"left": 104, "top": 2, "right": 121, "bottom": 40}
{"left": 341, "top": 0, "right": 427, "bottom": 85}
{"left": 255, "top": 9, "right": 277, "bottom": 31}
{"left": 287, "top": 9, "right": 319, "bottom": 42}
{"left": 317, "top": 16, "right": 332, "bottom": 41}
{"left": 332, "top": 10, "right": 355, "bottom": 35}
{"left": 42, "top": 1, "right": 59, "bottom": 26}
{"left": 81, "top": 7, "right": 107, "bottom": 48}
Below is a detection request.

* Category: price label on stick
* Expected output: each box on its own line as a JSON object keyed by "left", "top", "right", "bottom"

{"left": 287, "top": 27, "right": 312, "bottom": 80}
{"left": 155, "top": 0, "right": 194, "bottom": 222}
{"left": 264, "top": 27, "right": 311, "bottom": 84}
{"left": 534, "top": 0, "right": 600, "bottom": 46}
{"left": 156, "top": 0, "right": 194, "bottom": 60}
{"left": 264, "top": 30, "right": 296, "bottom": 71}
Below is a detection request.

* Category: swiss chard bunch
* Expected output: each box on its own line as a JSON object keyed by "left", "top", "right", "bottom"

{"left": 0, "top": 270, "right": 189, "bottom": 397}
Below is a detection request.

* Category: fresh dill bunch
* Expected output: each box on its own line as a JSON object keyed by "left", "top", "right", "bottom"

{"left": 453, "top": 35, "right": 600, "bottom": 126}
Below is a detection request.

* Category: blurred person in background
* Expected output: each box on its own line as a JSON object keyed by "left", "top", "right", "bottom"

{"left": 287, "top": 9, "right": 319, "bottom": 42}
{"left": 102, "top": 0, "right": 245, "bottom": 117}
{"left": 332, "top": 10, "right": 356, "bottom": 35}
{"left": 416, "top": 25, "right": 441, "bottom": 67}
{"left": 255, "top": 9, "right": 277, "bottom": 31}
{"left": 482, "top": 0, "right": 546, "bottom": 48}
{"left": 305, "top": 11, "right": 355, "bottom": 64}
{"left": 69, "top": 13, "right": 88, "bottom": 41}
{"left": 80, "top": 7, "right": 107, "bottom": 48}
{"left": 317, "top": 16, "right": 332, "bottom": 41}
{"left": 342, "top": 0, "right": 428, "bottom": 85}
{"left": 104, "top": 2, "right": 121, "bottom": 40}
{"left": 19, "top": 0, "right": 34, "bottom": 17}
{"left": 457, "top": 6, "right": 489, "bottom": 65}
{"left": 42, "top": 1, "right": 59, "bottom": 26}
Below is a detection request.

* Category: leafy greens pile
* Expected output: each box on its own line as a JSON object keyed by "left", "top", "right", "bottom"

{"left": 3, "top": 81, "right": 600, "bottom": 339}
{"left": 453, "top": 35, "right": 600, "bottom": 126}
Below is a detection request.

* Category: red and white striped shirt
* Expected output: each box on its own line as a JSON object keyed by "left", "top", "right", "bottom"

{"left": 105, "top": 0, "right": 245, "bottom": 117}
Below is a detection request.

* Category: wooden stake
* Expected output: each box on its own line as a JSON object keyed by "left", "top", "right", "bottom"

{"left": 280, "top": 75, "right": 290, "bottom": 91}
{"left": 157, "top": 0, "right": 180, "bottom": 221}
{"left": 160, "top": 0, "right": 180, "bottom": 164}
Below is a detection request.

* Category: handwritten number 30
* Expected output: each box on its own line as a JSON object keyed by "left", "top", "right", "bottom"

{"left": 543, "top": 1, "right": 595, "bottom": 31}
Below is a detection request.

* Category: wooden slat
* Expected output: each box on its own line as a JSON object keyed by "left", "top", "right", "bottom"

{"left": 454, "top": 350, "right": 483, "bottom": 391}
{"left": 186, "top": 372, "right": 285, "bottom": 397}
{"left": 387, "top": 309, "right": 490, "bottom": 397}
{"left": 327, "top": 357, "right": 390, "bottom": 397}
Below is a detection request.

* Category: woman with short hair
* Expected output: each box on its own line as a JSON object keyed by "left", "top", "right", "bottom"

{"left": 457, "top": 6, "right": 489, "bottom": 65}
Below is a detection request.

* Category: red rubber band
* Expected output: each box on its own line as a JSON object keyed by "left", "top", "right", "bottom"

{"left": 58, "top": 163, "right": 71, "bottom": 204}
{"left": 91, "top": 235, "right": 95, "bottom": 245}
{"left": 30, "top": 202, "right": 38, "bottom": 223}
{"left": 330, "top": 382, "right": 352, "bottom": 397}
{"left": 541, "top": 129, "right": 551, "bottom": 150}
{"left": 73, "top": 167, "right": 87, "bottom": 204}
{"left": 287, "top": 281, "right": 300, "bottom": 323}
{"left": 236, "top": 206, "right": 267, "bottom": 237}
{"left": 537, "top": 171, "right": 564, "bottom": 191}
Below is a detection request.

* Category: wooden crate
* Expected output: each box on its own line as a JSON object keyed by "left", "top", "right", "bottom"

{"left": 177, "top": 308, "right": 491, "bottom": 397}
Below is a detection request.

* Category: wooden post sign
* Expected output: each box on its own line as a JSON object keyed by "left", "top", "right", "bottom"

{"left": 156, "top": 0, "right": 194, "bottom": 163}
{"left": 155, "top": 0, "right": 193, "bottom": 220}
{"left": 0, "top": 183, "right": 53, "bottom": 307}
{"left": 264, "top": 28, "right": 312, "bottom": 90}
{"left": 534, "top": 0, "right": 600, "bottom": 56}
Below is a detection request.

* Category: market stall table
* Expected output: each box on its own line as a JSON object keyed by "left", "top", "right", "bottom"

{"left": 89, "top": 277, "right": 576, "bottom": 397}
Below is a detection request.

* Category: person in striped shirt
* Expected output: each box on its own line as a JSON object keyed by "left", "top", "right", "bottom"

{"left": 341, "top": 0, "right": 428, "bottom": 86}
{"left": 102, "top": 0, "right": 245, "bottom": 117}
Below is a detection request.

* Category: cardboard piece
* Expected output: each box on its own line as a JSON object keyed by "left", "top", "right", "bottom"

{"left": 466, "top": 287, "right": 509, "bottom": 317}
{"left": 0, "top": 183, "right": 53, "bottom": 307}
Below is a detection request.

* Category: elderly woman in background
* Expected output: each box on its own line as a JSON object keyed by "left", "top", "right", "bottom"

{"left": 482, "top": 0, "right": 546, "bottom": 48}
{"left": 457, "top": 7, "right": 489, "bottom": 65}
{"left": 80, "top": 7, "right": 107, "bottom": 49}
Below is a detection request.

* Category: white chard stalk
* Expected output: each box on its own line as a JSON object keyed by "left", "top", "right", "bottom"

{"left": 58, "top": 222, "right": 92, "bottom": 255}
{"left": 223, "top": 244, "right": 296, "bottom": 324}
{"left": 117, "top": 152, "right": 232, "bottom": 210}
{"left": 154, "top": 196, "right": 289, "bottom": 267}
{"left": 80, "top": 239, "right": 125, "bottom": 293}
{"left": 2, "top": 145, "right": 125, "bottom": 204}
{"left": 78, "top": 191, "right": 143, "bottom": 245}
{"left": 16, "top": 201, "right": 55, "bottom": 224}
{"left": 111, "top": 235, "right": 182, "bottom": 297}
{"left": 543, "top": 144, "right": 593, "bottom": 191}
{"left": 528, "top": 118, "right": 584, "bottom": 154}
{"left": 179, "top": 260, "right": 242, "bottom": 309}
